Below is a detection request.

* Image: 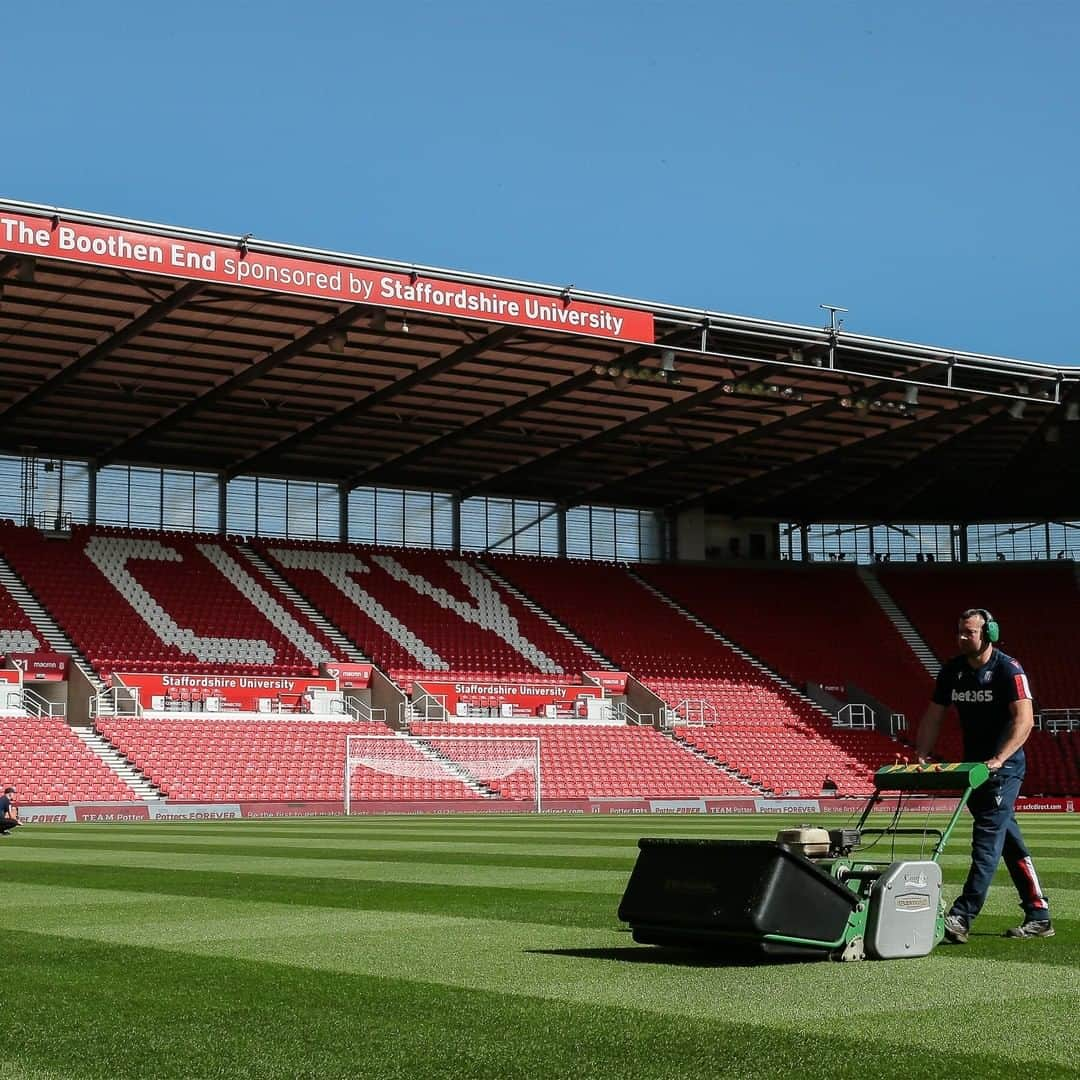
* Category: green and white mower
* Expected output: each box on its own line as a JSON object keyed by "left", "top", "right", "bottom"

{"left": 618, "top": 761, "right": 989, "bottom": 961}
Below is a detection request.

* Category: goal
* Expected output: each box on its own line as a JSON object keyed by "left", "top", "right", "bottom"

{"left": 345, "top": 733, "right": 541, "bottom": 813}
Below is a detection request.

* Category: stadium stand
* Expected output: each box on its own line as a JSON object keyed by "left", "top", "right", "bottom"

{"left": 1, "top": 518, "right": 1075, "bottom": 804}
{"left": 253, "top": 540, "right": 597, "bottom": 686}
{"left": 411, "top": 721, "right": 756, "bottom": 799}
{"left": 636, "top": 562, "right": 931, "bottom": 731}
{"left": 0, "top": 716, "right": 133, "bottom": 803}
{"left": 482, "top": 555, "right": 899, "bottom": 793}
{"left": 91, "top": 718, "right": 486, "bottom": 802}
{"left": 0, "top": 524, "right": 339, "bottom": 681}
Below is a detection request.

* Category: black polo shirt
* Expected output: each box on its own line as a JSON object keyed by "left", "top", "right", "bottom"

{"left": 932, "top": 648, "right": 1032, "bottom": 763}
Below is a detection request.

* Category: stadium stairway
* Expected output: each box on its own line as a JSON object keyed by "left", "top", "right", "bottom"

{"left": 0, "top": 553, "right": 107, "bottom": 695}
{"left": 857, "top": 566, "right": 939, "bottom": 676}
{"left": 236, "top": 544, "right": 372, "bottom": 664}
{"left": 476, "top": 560, "right": 618, "bottom": 672}
{"left": 73, "top": 726, "right": 162, "bottom": 801}
{"left": 665, "top": 728, "right": 771, "bottom": 794}
{"left": 405, "top": 732, "right": 499, "bottom": 797}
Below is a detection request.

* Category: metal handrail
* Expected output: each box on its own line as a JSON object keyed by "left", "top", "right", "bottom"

{"left": 21, "top": 687, "right": 67, "bottom": 718}
{"left": 835, "top": 703, "right": 875, "bottom": 730}
{"left": 89, "top": 685, "right": 141, "bottom": 718}
{"left": 671, "top": 698, "right": 716, "bottom": 727}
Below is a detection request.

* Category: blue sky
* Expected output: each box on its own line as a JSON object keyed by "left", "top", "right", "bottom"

{"left": 3, "top": 1, "right": 1077, "bottom": 364}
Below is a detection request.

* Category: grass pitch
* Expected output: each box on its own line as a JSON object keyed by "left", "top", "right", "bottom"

{"left": 2, "top": 813, "right": 1077, "bottom": 1080}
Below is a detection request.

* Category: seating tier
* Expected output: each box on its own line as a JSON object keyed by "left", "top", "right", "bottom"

{"left": 0, "top": 524, "right": 339, "bottom": 680}
{"left": 0, "top": 716, "right": 134, "bottom": 803}
{"left": 94, "top": 718, "right": 474, "bottom": 802}
{"left": 637, "top": 563, "right": 930, "bottom": 731}
{"left": 255, "top": 541, "right": 595, "bottom": 685}
{"left": 412, "top": 721, "right": 755, "bottom": 799}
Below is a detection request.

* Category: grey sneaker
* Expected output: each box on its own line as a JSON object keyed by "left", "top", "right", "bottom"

{"left": 1003, "top": 919, "right": 1054, "bottom": 939}
{"left": 943, "top": 914, "right": 969, "bottom": 944}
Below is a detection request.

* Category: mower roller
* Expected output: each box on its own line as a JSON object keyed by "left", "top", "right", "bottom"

{"left": 617, "top": 761, "right": 989, "bottom": 961}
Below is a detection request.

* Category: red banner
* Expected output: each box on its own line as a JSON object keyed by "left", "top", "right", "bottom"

{"left": 9, "top": 652, "right": 70, "bottom": 681}
{"left": 321, "top": 662, "right": 373, "bottom": 689}
{"left": 416, "top": 679, "right": 602, "bottom": 717}
{"left": 583, "top": 671, "right": 629, "bottom": 694}
{"left": 116, "top": 671, "right": 338, "bottom": 712}
{"left": 0, "top": 669, "right": 20, "bottom": 686}
{"left": 0, "top": 211, "right": 654, "bottom": 344}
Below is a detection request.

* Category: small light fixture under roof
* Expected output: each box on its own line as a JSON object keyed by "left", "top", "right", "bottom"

{"left": 659, "top": 349, "right": 676, "bottom": 372}
{"left": 328, "top": 330, "right": 347, "bottom": 354}
{"left": 1008, "top": 399, "right": 1026, "bottom": 420}
{"left": 1066, "top": 402, "right": 1080, "bottom": 422}
{"left": 904, "top": 385, "right": 919, "bottom": 405}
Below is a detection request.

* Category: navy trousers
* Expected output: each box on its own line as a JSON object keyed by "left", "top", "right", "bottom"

{"left": 950, "top": 761, "right": 1050, "bottom": 923}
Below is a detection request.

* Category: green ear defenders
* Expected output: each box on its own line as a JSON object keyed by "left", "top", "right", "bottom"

{"left": 975, "top": 608, "right": 1000, "bottom": 644}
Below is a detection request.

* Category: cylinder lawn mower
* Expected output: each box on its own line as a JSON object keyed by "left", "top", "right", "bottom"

{"left": 617, "top": 761, "right": 989, "bottom": 962}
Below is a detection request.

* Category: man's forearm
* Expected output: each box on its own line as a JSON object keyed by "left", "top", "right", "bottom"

{"left": 915, "top": 706, "right": 944, "bottom": 759}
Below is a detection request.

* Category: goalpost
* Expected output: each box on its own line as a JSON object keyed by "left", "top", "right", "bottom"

{"left": 345, "top": 733, "right": 541, "bottom": 813}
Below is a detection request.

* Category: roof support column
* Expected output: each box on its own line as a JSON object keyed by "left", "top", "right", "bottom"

{"left": 956, "top": 524, "right": 969, "bottom": 563}
{"left": 800, "top": 523, "right": 811, "bottom": 562}
{"left": 557, "top": 504, "right": 567, "bottom": 559}
{"left": 87, "top": 464, "right": 97, "bottom": 528}
{"left": 451, "top": 495, "right": 461, "bottom": 554}
{"left": 218, "top": 476, "right": 228, "bottom": 536}
{"left": 339, "top": 484, "right": 349, "bottom": 544}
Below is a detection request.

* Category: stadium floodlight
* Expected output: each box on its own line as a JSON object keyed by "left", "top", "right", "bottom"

{"left": 345, "top": 733, "right": 541, "bottom": 814}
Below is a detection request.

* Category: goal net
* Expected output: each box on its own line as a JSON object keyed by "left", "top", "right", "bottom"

{"left": 345, "top": 733, "right": 541, "bottom": 813}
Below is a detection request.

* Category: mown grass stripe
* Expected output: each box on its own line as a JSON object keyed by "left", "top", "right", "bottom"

{"left": 2, "top": 930, "right": 1076, "bottom": 1080}
{"left": 19, "top": 836, "right": 640, "bottom": 870}
{"left": 0, "top": 860, "right": 619, "bottom": 927}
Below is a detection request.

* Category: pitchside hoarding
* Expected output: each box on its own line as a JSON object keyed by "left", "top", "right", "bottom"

{"left": 0, "top": 210, "right": 654, "bottom": 344}
{"left": 20, "top": 793, "right": 1072, "bottom": 821}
